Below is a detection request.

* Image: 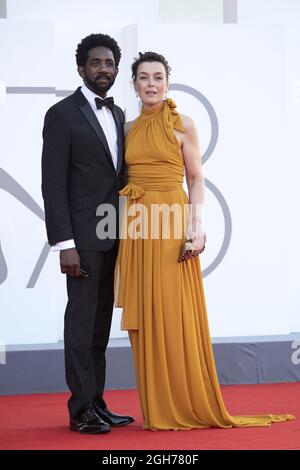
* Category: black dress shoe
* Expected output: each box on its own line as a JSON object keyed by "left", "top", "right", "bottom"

{"left": 93, "top": 401, "right": 135, "bottom": 427}
{"left": 70, "top": 407, "right": 111, "bottom": 434}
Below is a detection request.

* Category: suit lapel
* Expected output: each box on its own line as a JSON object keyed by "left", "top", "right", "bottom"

{"left": 111, "top": 107, "right": 124, "bottom": 175}
{"left": 75, "top": 88, "right": 115, "bottom": 171}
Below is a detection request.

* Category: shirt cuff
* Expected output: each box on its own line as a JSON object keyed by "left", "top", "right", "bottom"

{"left": 50, "top": 239, "right": 76, "bottom": 251}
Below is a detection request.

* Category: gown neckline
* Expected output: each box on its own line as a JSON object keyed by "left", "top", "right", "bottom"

{"left": 141, "top": 101, "right": 165, "bottom": 117}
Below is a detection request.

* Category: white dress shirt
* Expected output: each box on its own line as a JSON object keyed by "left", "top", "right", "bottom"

{"left": 51, "top": 84, "right": 118, "bottom": 252}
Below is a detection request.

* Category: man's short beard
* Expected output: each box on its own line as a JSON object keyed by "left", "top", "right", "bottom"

{"left": 85, "top": 76, "right": 116, "bottom": 95}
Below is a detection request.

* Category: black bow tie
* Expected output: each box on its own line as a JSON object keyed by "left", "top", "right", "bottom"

{"left": 95, "top": 97, "right": 114, "bottom": 111}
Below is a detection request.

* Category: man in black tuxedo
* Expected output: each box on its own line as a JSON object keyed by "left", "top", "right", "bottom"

{"left": 42, "top": 34, "right": 133, "bottom": 434}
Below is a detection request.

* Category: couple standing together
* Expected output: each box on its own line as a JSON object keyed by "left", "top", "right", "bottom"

{"left": 42, "top": 33, "right": 294, "bottom": 434}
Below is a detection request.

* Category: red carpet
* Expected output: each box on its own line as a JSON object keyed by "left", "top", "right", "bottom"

{"left": 0, "top": 383, "right": 299, "bottom": 450}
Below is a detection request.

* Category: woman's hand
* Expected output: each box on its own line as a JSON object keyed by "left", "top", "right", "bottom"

{"left": 186, "top": 220, "right": 206, "bottom": 259}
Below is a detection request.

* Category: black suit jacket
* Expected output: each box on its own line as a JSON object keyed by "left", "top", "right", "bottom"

{"left": 41, "top": 87, "right": 125, "bottom": 251}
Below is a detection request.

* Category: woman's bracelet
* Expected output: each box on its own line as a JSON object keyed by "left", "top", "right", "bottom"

{"left": 191, "top": 214, "right": 203, "bottom": 224}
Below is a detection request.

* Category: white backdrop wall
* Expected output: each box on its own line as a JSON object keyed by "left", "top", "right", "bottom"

{"left": 0, "top": 18, "right": 129, "bottom": 344}
{"left": 5, "top": 0, "right": 160, "bottom": 22}
{"left": 0, "top": 0, "right": 299, "bottom": 345}
{"left": 237, "top": 0, "right": 300, "bottom": 345}
{"left": 238, "top": 0, "right": 300, "bottom": 24}
{"left": 132, "top": 23, "right": 296, "bottom": 337}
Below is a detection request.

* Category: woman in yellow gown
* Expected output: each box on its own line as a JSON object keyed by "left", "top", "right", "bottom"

{"left": 115, "top": 51, "right": 294, "bottom": 430}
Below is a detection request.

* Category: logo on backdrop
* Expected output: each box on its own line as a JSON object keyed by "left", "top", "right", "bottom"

{"left": 0, "top": 85, "right": 232, "bottom": 287}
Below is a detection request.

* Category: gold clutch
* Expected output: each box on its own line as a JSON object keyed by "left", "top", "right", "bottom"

{"left": 178, "top": 239, "right": 194, "bottom": 262}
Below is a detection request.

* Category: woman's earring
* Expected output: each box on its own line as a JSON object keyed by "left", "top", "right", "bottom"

{"left": 135, "top": 92, "right": 139, "bottom": 98}
{"left": 165, "top": 89, "right": 168, "bottom": 99}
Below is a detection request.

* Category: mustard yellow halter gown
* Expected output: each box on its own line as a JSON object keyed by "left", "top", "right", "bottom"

{"left": 115, "top": 99, "right": 294, "bottom": 430}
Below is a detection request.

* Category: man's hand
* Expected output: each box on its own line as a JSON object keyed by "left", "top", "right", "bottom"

{"left": 60, "top": 247, "right": 81, "bottom": 277}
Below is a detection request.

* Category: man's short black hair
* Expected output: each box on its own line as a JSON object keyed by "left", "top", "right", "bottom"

{"left": 131, "top": 51, "right": 171, "bottom": 80}
{"left": 76, "top": 33, "right": 121, "bottom": 67}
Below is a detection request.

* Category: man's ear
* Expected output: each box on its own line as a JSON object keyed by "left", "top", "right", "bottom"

{"left": 115, "top": 66, "right": 119, "bottom": 76}
{"left": 77, "top": 65, "right": 85, "bottom": 79}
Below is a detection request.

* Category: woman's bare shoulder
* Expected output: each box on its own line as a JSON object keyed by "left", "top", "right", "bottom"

{"left": 124, "top": 120, "right": 136, "bottom": 137}
{"left": 178, "top": 113, "right": 195, "bottom": 131}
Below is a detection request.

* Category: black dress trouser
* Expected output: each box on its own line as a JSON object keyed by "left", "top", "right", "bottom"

{"left": 64, "top": 243, "right": 117, "bottom": 419}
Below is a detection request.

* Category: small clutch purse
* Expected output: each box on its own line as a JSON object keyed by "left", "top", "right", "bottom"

{"left": 178, "top": 239, "right": 194, "bottom": 262}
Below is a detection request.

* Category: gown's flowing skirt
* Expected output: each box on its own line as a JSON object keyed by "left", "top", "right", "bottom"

{"left": 115, "top": 186, "right": 294, "bottom": 430}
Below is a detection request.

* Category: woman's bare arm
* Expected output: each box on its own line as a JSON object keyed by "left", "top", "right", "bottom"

{"left": 180, "top": 114, "right": 206, "bottom": 256}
